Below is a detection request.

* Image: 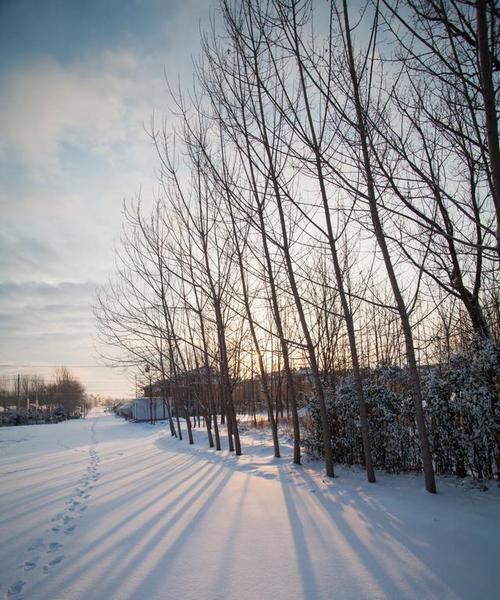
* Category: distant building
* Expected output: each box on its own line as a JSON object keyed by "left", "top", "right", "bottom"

{"left": 132, "top": 396, "right": 166, "bottom": 422}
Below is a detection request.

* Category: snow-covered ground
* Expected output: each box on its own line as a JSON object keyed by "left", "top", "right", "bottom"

{"left": 1, "top": 410, "right": 499, "bottom": 600}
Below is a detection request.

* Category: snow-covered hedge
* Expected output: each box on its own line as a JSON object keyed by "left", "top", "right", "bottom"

{"left": 304, "top": 340, "right": 500, "bottom": 479}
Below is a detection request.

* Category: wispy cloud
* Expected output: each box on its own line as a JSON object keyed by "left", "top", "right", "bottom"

{"left": 0, "top": 51, "right": 157, "bottom": 181}
{"left": 0, "top": 0, "right": 213, "bottom": 395}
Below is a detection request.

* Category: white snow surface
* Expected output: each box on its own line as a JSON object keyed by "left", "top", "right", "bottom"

{"left": 1, "top": 410, "right": 499, "bottom": 600}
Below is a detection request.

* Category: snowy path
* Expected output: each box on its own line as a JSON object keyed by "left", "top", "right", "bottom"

{"left": 1, "top": 411, "right": 499, "bottom": 600}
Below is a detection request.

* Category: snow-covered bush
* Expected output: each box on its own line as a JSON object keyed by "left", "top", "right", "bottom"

{"left": 305, "top": 373, "right": 420, "bottom": 473}
{"left": 304, "top": 340, "right": 500, "bottom": 479}
{"left": 424, "top": 339, "right": 500, "bottom": 479}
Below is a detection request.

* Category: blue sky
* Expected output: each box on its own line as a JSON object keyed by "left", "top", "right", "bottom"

{"left": 0, "top": 0, "right": 213, "bottom": 397}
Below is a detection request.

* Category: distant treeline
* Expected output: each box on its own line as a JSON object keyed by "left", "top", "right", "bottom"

{"left": 0, "top": 367, "right": 88, "bottom": 425}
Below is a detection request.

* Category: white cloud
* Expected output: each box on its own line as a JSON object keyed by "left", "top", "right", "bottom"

{"left": 0, "top": 50, "right": 162, "bottom": 181}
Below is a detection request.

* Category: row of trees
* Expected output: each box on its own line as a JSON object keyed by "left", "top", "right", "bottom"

{"left": 0, "top": 368, "right": 88, "bottom": 423}
{"left": 96, "top": 0, "right": 499, "bottom": 492}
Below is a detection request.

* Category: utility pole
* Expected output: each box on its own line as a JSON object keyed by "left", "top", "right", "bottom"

{"left": 145, "top": 365, "right": 153, "bottom": 424}
{"left": 17, "top": 373, "right": 20, "bottom": 411}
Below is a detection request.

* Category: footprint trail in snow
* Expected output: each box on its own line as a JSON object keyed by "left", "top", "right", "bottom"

{"left": 4, "top": 419, "right": 101, "bottom": 600}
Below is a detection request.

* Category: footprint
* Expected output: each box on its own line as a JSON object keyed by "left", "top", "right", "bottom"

{"left": 50, "top": 526, "right": 60, "bottom": 533}
{"left": 51, "top": 513, "right": 64, "bottom": 522}
{"left": 7, "top": 580, "right": 25, "bottom": 596}
{"left": 42, "top": 555, "right": 64, "bottom": 574}
{"left": 48, "top": 542, "right": 63, "bottom": 553}
{"left": 63, "top": 515, "right": 73, "bottom": 524}
{"left": 79, "top": 506, "right": 87, "bottom": 512}
{"left": 23, "top": 557, "right": 39, "bottom": 571}
{"left": 64, "top": 525, "right": 76, "bottom": 535}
